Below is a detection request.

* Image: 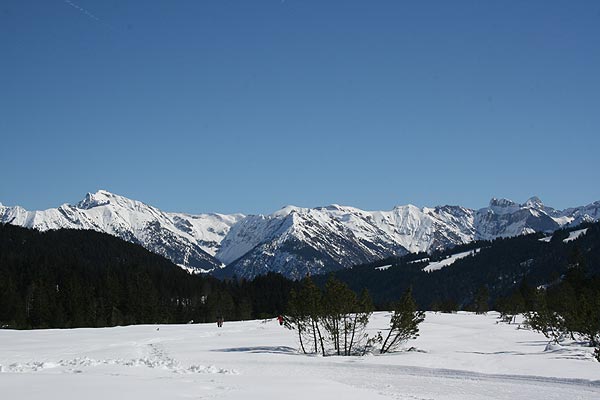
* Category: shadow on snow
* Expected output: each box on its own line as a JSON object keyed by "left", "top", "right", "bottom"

{"left": 212, "top": 346, "right": 297, "bottom": 355}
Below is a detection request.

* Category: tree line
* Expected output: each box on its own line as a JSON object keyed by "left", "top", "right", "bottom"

{"left": 496, "top": 257, "right": 600, "bottom": 361}
{"left": 324, "top": 222, "right": 600, "bottom": 312}
{"left": 0, "top": 224, "right": 297, "bottom": 329}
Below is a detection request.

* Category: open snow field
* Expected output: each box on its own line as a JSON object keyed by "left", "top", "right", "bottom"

{"left": 1, "top": 312, "right": 599, "bottom": 399}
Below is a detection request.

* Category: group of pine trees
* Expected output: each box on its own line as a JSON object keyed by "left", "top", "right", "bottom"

{"left": 491, "top": 246, "right": 600, "bottom": 361}
{"left": 284, "top": 276, "right": 425, "bottom": 356}
{"left": 523, "top": 266, "right": 600, "bottom": 361}
{"left": 329, "top": 222, "right": 600, "bottom": 311}
{"left": 0, "top": 224, "right": 297, "bottom": 329}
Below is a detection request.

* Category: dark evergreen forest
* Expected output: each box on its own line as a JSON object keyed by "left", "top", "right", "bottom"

{"left": 0, "top": 224, "right": 297, "bottom": 329}
{"left": 1, "top": 222, "right": 599, "bottom": 329}
{"left": 315, "top": 222, "right": 600, "bottom": 310}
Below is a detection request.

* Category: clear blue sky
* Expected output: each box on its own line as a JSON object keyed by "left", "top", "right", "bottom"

{"left": 1, "top": 0, "right": 599, "bottom": 214}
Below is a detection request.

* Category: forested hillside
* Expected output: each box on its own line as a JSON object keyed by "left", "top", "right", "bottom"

{"left": 320, "top": 222, "right": 600, "bottom": 309}
{"left": 0, "top": 224, "right": 296, "bottom": 329}
{"left": 2, "top": 222, "right": 599, "bottom": 329}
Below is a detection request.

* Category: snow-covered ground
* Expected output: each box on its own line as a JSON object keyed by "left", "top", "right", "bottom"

{"left": 423, "top": 249, "right": 479, "bottom": 272}
{"left": 563, "top": 228, "right": 588, "bottom": 242}
{"left": 375, "top": 264, "right": 392, "bottom": 271}
{"left": 539, "top": 228, "right": 589, "bottom": 243}
{"left": 1, "top": 312, "right": 598, "bottom": 399}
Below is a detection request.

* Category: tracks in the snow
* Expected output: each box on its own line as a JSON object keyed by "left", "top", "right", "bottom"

{"left": 311, "top": 360, "right": 600, "bottom": 400}
{"left": 0, "top": 342, "right": 237, "bottom": 375}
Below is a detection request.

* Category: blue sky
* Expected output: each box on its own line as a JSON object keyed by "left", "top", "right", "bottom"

{"left": 1, "top": 0, "right": 599, "bottom": 214}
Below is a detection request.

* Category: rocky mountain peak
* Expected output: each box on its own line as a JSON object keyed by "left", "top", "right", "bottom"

{"left": 489, "top": 198, "right": 518, "bottom": 208}
{"left": 272, "top": 205, "right": 305, "bottom": 218}
{"left": 523, "top": 196, "right": 544, "bottom": 208}
{"left": 76, "top": 189, "right": 114, "bottom": 209}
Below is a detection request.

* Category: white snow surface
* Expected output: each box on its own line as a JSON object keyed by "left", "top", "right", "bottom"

{"left": 563, "top": 228, "right": 589, "bottom": 242}
{"left": 1, "top": 312, "right": 598, "bottom": 400}
{"left": 423, "top": 249, "right": 479, "bottom": 272}
{"left": 374, "top": 264, "right": 392, "bottom": 271}
{"left": 408, "top": 257, "right": 430, "bottom": 264}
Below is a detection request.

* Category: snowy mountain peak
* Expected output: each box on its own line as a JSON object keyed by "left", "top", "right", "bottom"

{"left": 272, "top": 205, "right": 306, "bottom": 217}
{"left": 391, "top": 204, "right": 423, "bottom": 217}
{"left": 487, "top": 198, "right": 520, "bottom": 215}
{"left": 76, "top": 190, "right": 165, "bottom": 217}
{"left": 393, "top": 203, "right": 418, "bottom": 210}
{"left": 77, "top": 190, "right": 113, "bottom": 209}
{"left": 523, "top": 196, "right": 544, "bottom": 209}
{"left": 489, "top": 197, "right": 518, "bottom": 208}
{"left": 322, "top": 204, "right": 344, "bottom": 211}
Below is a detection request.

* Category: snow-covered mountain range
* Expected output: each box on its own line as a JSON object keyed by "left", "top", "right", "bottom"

{"left": 1, "top": 191, "right": 599, "bottom": 279}
{"left": 0, "top": 191, "right": 243, "bottom": 273}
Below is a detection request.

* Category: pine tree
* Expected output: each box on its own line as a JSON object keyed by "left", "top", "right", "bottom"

{"left": 496, "top": 291, "right": 525, "bottom": 324}
{"left": 380, "top": 287, "right": 425, "bottom": 354}
{"left": 285, "top": 277, "right": 324, "bottom": 354}
{"left": 525, "top": 290, "right": 564, "bottom": 343}
{"left": 322, "top": 276, "right": 356, "bottom": 355}
{"left": 347, "top": 289, "right": 374, "bottom": 355}
{"left": 473, "top": 286, "right": 489, "bottom": 315}
{"left": 284, "top": 288, "right": 308, "bottom": 354}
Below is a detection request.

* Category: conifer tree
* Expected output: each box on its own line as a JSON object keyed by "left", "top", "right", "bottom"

{"left": 285, "top": 288, "right": 308, "bottom": 354}
{"left": 496, "top": 291, "right": 525, "bottom": 324}
{"left": 380, "top": 287, "right": 425, "bottom": 354}
{"left": 322, "top": 276, "right": 355, "bottom": 355}
{"left": 285, "top": 277, "right": 325, "bottom": 354}
{"left": 473, "top": 285, "right": 489, "bottom": 315}
{"left": 321, "top": 277, "right": 374, "bottom": 356}
{"left": 347, "top": 289, "right": 374, "bottom": 355}
{"left": 525, "top": 290, "right": 564, "bottom": 343}
{"left": 301, "top": 277, "right": 325, "bottom": 354}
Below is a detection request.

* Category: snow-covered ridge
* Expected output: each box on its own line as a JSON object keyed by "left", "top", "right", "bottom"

{"left": 0, "top": 190, "right": 245, "bottom": 273}
{"left": 1, "top": 191, "right": 599, "bottom": 278}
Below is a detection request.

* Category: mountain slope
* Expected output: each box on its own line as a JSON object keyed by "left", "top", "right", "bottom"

{"left": 2, "top": 191, "right": 599, "bottom": 278}
{"left": 0, "top": 190, "right": 244, "bottom": 272}
{"left": 216, "top": 197, "right": 600, "bottom": 279}
{"left": 0, "top": 224, "right": 297, "bottom": 328}
{"left": 325, "top": 221, "right": 600, "bottom": 308}
{"left": 215, "top": 204, "right": 475, "bottom": 279}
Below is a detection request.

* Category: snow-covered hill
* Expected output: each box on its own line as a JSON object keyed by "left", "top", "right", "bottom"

{"left": 1, "top": 191, "right": 599, "bottom": 278}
